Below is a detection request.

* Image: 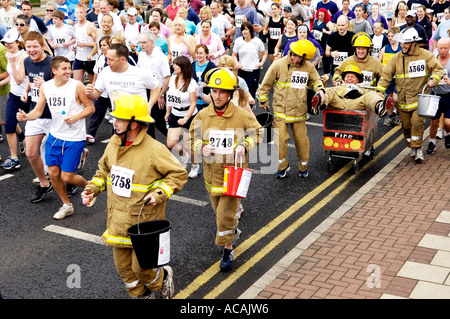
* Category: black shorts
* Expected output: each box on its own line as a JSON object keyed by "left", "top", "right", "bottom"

{"left": 73, "top": 59, "right": 95, "bottom": 75}
{"left": 168, "top": 113, "right": 195, "bottom": 130}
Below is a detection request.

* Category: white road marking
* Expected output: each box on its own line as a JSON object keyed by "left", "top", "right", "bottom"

{"left": 171, "top": 194, "right": 209, "bottom": 206}
{"left": 0, "top": 174, "right": 14, "bottom": 181}
{"left": 43, "top": 225, "right": 104, "bottom": 245}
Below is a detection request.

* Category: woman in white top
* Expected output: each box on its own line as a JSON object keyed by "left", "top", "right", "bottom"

{"left": 164, "top": 56, "right": 200, "bottom": 178}
{"left": 393, "top": 2, "right": 407, "bottom": 28}
{"left": 0, "top": 29, "right": 28, "bottom": 170}
{"left": 167, "top": 17, "right": 196, "bottom": 64}
{"left": 232, "top": 21, "right": 267, "bottom": 100}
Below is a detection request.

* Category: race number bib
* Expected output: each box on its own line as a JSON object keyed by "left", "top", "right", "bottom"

{"left": 209, "top": 129, "right": 234, "bottom": 154}
{"left": 313, "top": 29, "right": 323, "bottom": 41}
{"left": 166, "top": 92, "right": 182, "bottom": 108}
{"left": 361, "top": 71, "right": 373, "bottom": 86}
{"left": 333, "top": 52, "right": 348, "bottom": 66}
{"left": 269, "top": 27, "right": 281, "bottom": 40}
{"left": 235, "top": 15, "right": 244, "bottom": 28}
{"left": 55, "top": 36, "right": 66, "bottom": 48}
{"left": 408, "top": 60, "right": 426, "bottom": 78}
{"left": 110, "top": 165, "right": 134, "bottom": 198}
{"left": 30, "top": 83, "right": 40, "bottom": 103}
{"left": 372, "top": 46, "right": 382, "bottom": 57}
{"left": 290, "top": 71, "right": 308, "bottom": 89}
{"left": 171, "top": 49, "right": 180, "bottom": 60}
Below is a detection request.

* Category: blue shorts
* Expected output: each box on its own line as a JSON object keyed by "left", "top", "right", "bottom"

{"left": 433, "top": 93, "right": 450, "bottom": 120}
{"left": 385, "top": 82, "right": 397, "bottom": 95}
{"left": 5, "top": 93, "right": 30, "bottom": 134}
{"left": 45, "top": 133, "right": 86, "bottom": 173}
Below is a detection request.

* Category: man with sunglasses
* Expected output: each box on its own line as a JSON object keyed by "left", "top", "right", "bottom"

{"left": 0, "top": 0, "right": 21, "bottom": 30}
{"left": 43, "top": 1, "right": 57, "bottom": 27}
{"left": 20, "top": 0, "right": 48, "bottom": 35}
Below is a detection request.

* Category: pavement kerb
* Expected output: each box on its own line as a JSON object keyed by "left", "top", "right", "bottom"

{"left": 238, "top": 127, "right": 429, "bottom": 299}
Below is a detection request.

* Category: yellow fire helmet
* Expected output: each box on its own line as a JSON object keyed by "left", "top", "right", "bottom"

{"left": 110, "top": 94, "right": 155, "bottom": 124}
{"left": 351, "top": 32, "right": 372, "bottom": 48}
{"left": 205, "top": 67, "right": 239, "bottom": 91}
{"left": 340, "top": 61, "right": 363, "bottom": 82}
{"left": 289, "top": 39, "right": 316, "bottom": 60}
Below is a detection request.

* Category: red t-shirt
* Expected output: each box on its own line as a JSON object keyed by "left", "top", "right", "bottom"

{"left": 166, "top": 4, "right": 180, "bottom": 21}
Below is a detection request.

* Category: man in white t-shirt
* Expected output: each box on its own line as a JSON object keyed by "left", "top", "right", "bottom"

{"left": 17, "top": 56, "right": 95, "bottom": 219}
{"left": 0, "top": 0, "right": 21, "bottom": 30}
{"left": 86, "top": 43, "right": 161, "bottom": 114}
{"left": 137, "top": 30, "right": 170, "bottom": 138}
{"left": 210, "top": 1, "right": 235, "bottom": 53}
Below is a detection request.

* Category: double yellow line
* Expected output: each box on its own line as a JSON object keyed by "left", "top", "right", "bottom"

{"left": 174, "top": 125, "right": 402, "bottom": 299}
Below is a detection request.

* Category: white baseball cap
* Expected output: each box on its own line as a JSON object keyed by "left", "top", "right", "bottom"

{"left": 406, "top": 10, "right": 416, "bottom": 17}
{"left": 127, "top": 7, "right": 138, "bottom": 16}
{"left": 1, "top": 28, "right": 20, "bottom": 43}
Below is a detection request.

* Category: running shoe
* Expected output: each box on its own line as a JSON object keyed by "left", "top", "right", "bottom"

{"left": 33, "top": 173, "right": 50, "bottom": 184}
{"left": 445, "top": 135, "right": 450, "bottom": 149}
{"left": 66, "top": 184, "right": 77, "bottom": 197}
{"left": 276, "top": 166, "right": 290, "bottom": 179}
{"left": 180, "top": 153, "right": 190, "bottom": 169}
{"left": 188, "top": 164, "right": 201, "bottom": 178}
{"left": 134, "top": 290, "right": 156, "bottom": 299}
{"left": 53, "top": 203, "right": 74, "bottom": 220}
{"left": 18, "top": 139, "right": 26, "bottom": 154}
{"left": 220, "top": 248, "right": 234, "bottom": 272}
{"left": 1, "top": 157, "right": 20, "bottom": 170}
{"left": 415, "top": 148, "right": 424, "bottom": 161}
{"left": 78, "top": 148, "right": 89, "bottom": 170}
{"left": 383, "top": 115, "right": 395, "bottom": 126}
{"left": 426, "top": 142, "right": 436, "bottom": 155}
{"left": 160, "top": 266, "right": 174, "bottom": 299}
{"left": 409, "top": 148, "right": 416, "bottom": 158}
{"left": 86, "top": 134, "right": 95, "bottom": 144}
{"left": 31, "top": 184, "right": 53, "bottom": 203}
{"left": 299, "top": 169, "right": 309, "bottom": 178}
{"left": 436, "top": 128, "right": 443, "bottom": 139}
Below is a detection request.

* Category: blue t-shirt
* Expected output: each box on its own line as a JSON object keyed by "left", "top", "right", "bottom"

{"left": 24, "top": 55, "right": 53, "bottom": 119}
{"left": 317, "top": 1, "right": 339, "bottom": 17}
{"left": 233, "top": 5, "right": 260, "bottom": 39}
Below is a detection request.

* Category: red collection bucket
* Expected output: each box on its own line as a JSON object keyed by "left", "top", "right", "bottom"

{"left": 223, "top": 154, "right": 253, "bottom": 198}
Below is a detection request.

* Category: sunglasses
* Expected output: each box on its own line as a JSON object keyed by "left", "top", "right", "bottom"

{"left": 15, "top": 23, "right": 26, "bottom": 27}
{"left": 47, "top": 9, "right": 54, "bottom": 12}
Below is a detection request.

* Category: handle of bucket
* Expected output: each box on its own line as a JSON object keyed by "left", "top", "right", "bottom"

{"left": 235, "top": 151, "right": 243, "bottom": 169}
{"left": 421, "top": 83, "right": 428, "bottom": 95}
{"left": 136, "top": 198, "right": 160, "bottom": 234}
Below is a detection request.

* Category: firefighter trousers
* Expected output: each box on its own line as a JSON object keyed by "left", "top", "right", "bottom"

{"left": 398, "top": 109, "right": 425, "bottom": 148}
{"left": 209, "top": 194, "right": 240, "bottom": 246}
{"left": 324, "top": 89, "right": 384, "bottom": 112}
{"left": 273, "top": 117, "right": 309, "bottom": 172}
{"left": 113, "top": 247, "right": 164, "bottom": 298}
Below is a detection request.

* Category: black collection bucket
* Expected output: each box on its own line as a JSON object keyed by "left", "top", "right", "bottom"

{"left": 256, "top": 112, "right": 273, "bottom": 143}
{"left": 127, "top": 202, "right": 171, "bottom": 269}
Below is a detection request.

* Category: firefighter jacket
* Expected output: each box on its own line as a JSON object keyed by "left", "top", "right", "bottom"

{"left": 333, "top": 53, "right": 385, "bottom": 87}
{"left": 376, "top": 45, "right": 444, "bottom": 112}
{"left": 84, "top": 126, "right": 188, "bottom": 248}
{"left": 258, "top": 52, "right": 324, "bottom": 123}
{"left": 189, "top": 101, "right": 263, "bottom": 196}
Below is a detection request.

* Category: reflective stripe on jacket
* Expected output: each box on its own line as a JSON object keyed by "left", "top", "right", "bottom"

{"left": 85, "top": 126, "right": 188, "bottom": 248}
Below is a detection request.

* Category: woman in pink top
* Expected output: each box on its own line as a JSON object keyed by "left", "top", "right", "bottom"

{"left": 195, "top": 20, "right": 224, "bottom": 65}
{"left": 168, "top": 17, "right": 196, "bottom": 63}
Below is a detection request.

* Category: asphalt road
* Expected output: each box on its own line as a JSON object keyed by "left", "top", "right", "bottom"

{"left": 0, "top": 63, "right": 411, "bottom": 301}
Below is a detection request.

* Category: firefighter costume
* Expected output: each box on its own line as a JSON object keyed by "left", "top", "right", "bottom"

{"left": 82, "top": 95, "right": 188, "bottom": 298}
{"left": 333, "top": 32, "right": 385, "bottom": 87}
{"left": 189, "top": 68, "right": 263, "bottom": 272}
{"left": 376, "top": 27, "right": 444, "bottom": 160}
{"left": 258, "top": 39, "right": 325, "bottom": 178}
{"left": 322, "top": 61, "right": 389, "bottom": 116}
